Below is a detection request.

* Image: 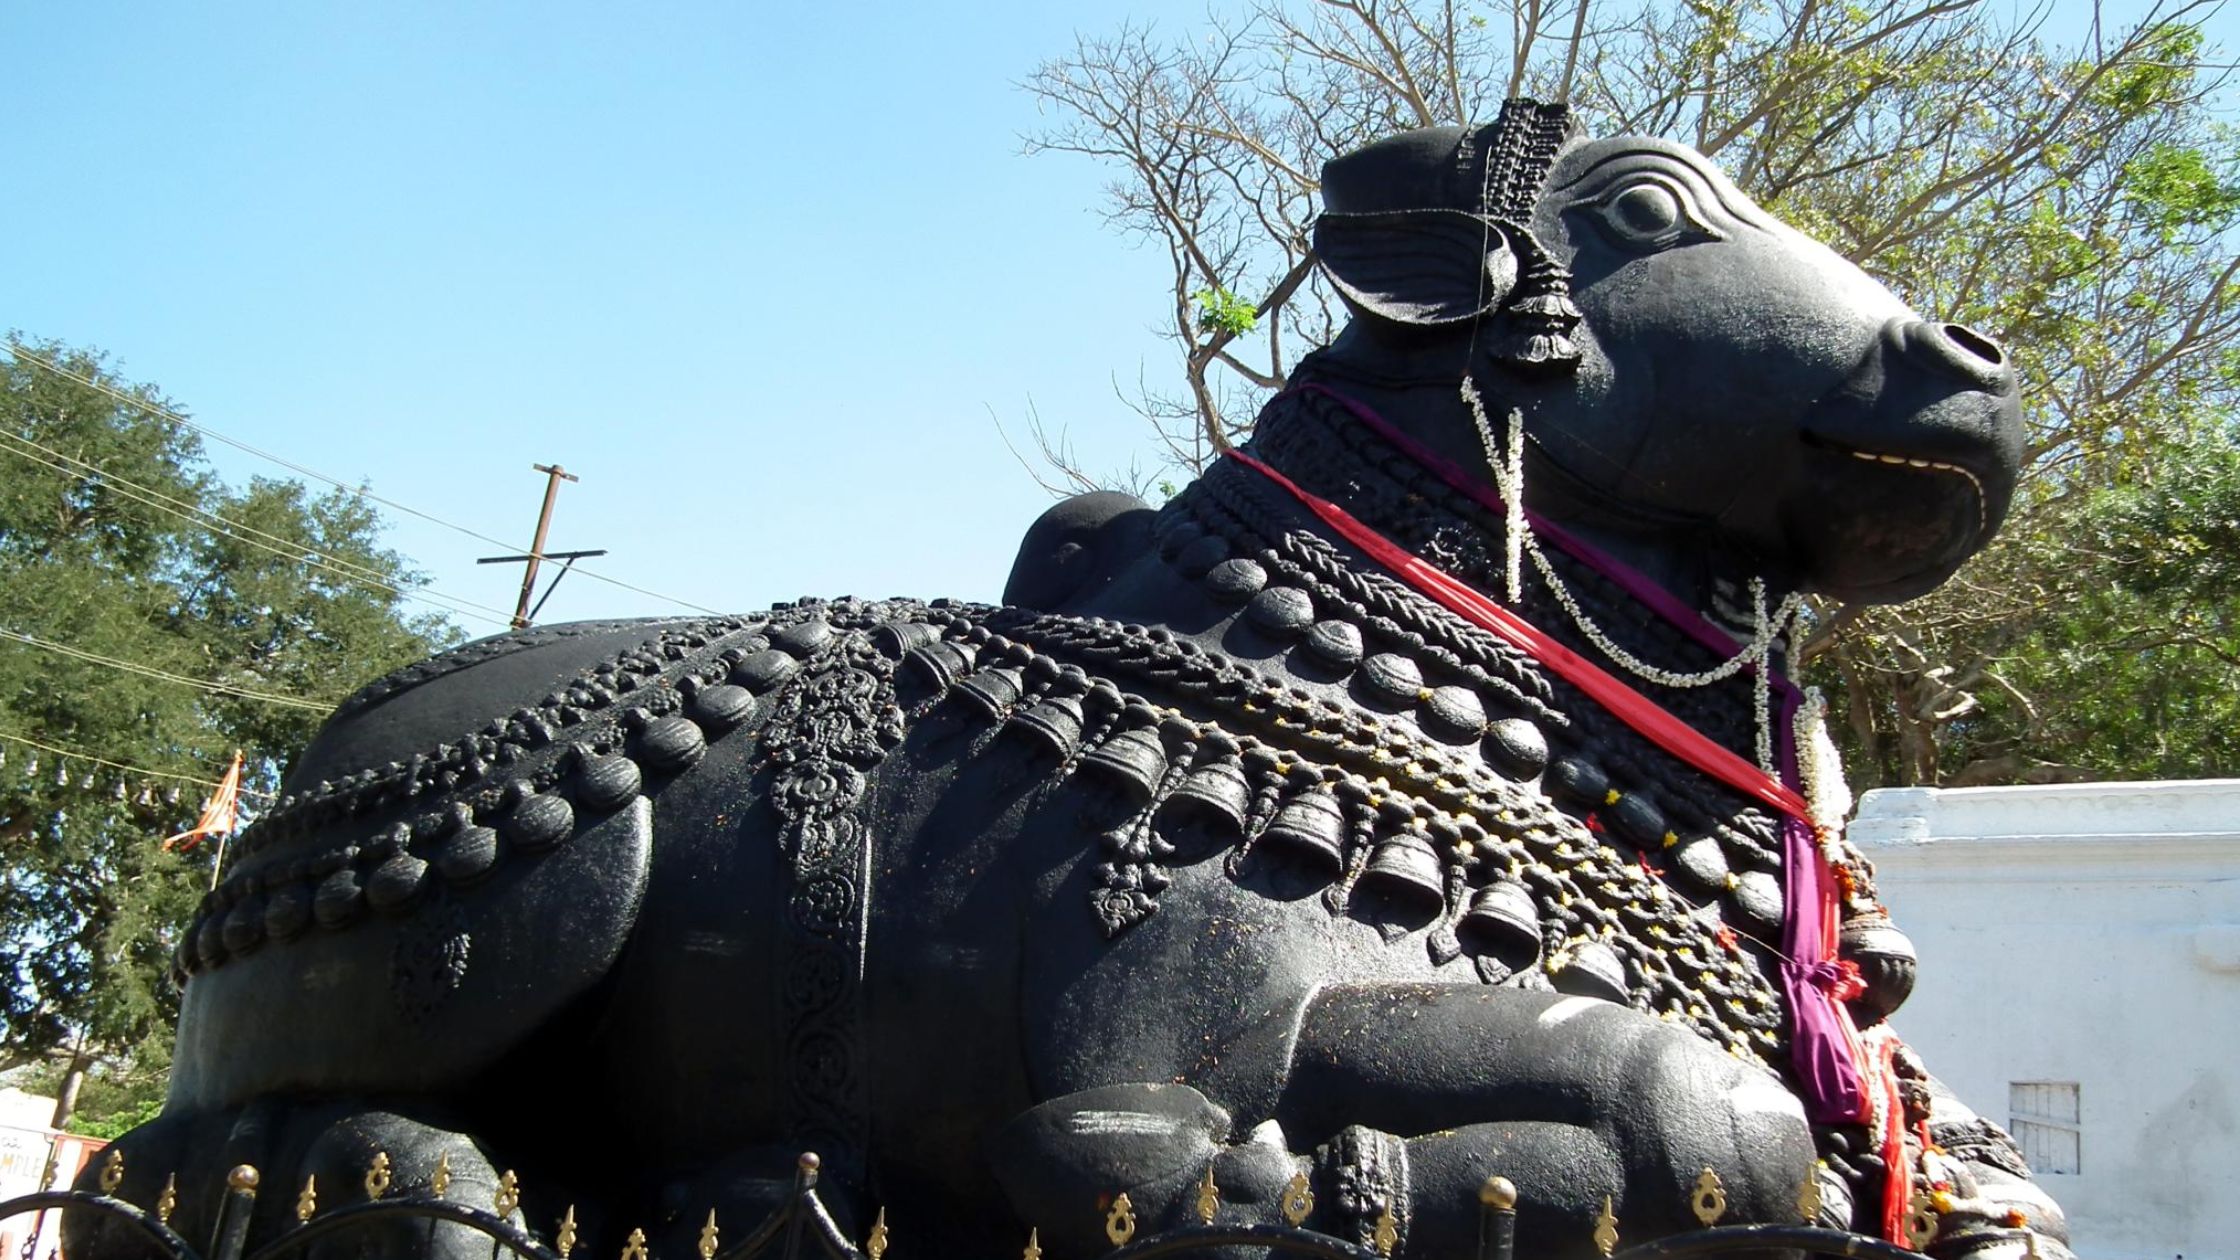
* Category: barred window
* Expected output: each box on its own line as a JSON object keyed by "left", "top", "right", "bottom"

{"left": 2009, "top": 1081, "right": 2081, "bottom": 1175}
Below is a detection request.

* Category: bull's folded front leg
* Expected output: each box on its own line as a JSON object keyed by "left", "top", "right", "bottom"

{"left": 987, "top": 1081, "right": 1635, "bottom": 1260}
{"left": 1275, "top": 982, "right": 1817, "bottom": 1259}
{"left": 991, "top": 982, "right": 1817, "bottom": 1260}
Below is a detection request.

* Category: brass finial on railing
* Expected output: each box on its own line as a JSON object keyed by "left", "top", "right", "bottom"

{"left": 495, "top": 1170, "right": 522, "bottom": 1220}
{"left": 431, "top": 1152, "right": 453, "bottom": 1199}
{"left": 1591, "top": 1195, "right": 1617, "bottom": 1258}
{"left": 619, "top": 1226, "right": 649, "bottom": 1260}
{"left": 1797, "top": 1162, "right": 1824, "bottom": 1223}
{"left": 295, "top": 1174, "right": 317, "bottom": 1223}
{"left": 1023, "top": 1226, "right": 1043, "bottom": 1260}
{"left": 364, "top": 1151, "right": 392, "bottom": 1200}
{"left": 867, "top": 1207, "right": 890, "bottom": 1260}
{"left": 556, "top": 1205, "right": 580, "bottom": 1258}
{"left": 98, "top": 1148, "right": 124, "bottom": 1195}
{"left": 1105, "top": 1192, "right": 1137, "bottom": 1246}
{"left": 1901, "top": 1184, "right": 1939, "bottom": 1250}
{"left": 1690, "top": 1169, "right": 1727, "bottom": 1227}
{"left": 1281, "top": 1172, "right": 1315, "bottom": 1226}
{"left": 1477, "top": 1175, "right": 1517, "bottom": 1260}
{"left": 1195, "top": 1167, "right": 1219, "bottom": 1225}
{"left": 211, "top": 1166, "right": 261, "bottom": 1260}
{"left": 155, "top": 1172, "right": 178, "bottom": 1225}
{"left": 698, "top": 1208, "right": 720, "bottom": 1260}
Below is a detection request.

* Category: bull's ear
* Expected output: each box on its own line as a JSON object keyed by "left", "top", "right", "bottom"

{"left": 1313, "top": 209, "right": 1517, "bottom": 328}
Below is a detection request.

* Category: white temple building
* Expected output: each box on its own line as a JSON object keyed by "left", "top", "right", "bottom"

{"left": 0, "top": 1086, "right": 100, "bottom": 1260}
{"left": 1853, "top": 779, "right": 2240, "bottom": 1260}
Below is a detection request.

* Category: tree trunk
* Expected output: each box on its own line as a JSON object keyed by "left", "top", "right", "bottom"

{"left": 49, "top": 1049, "right": 89, "bottom": 1133}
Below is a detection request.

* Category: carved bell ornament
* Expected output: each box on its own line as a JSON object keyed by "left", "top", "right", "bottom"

{"left": 1006, "top": 693, "right": 1086, "bottom": 761}
{"left": 954, "top": 664, "right": 1025, "bottom": 718}
{"left": 1360, "top": 831, "right": 1447, "bottom": 907}
{"left": 1549, "top": 939, "right": 1630, "bottom": 1004}
{"left": 903, "top": 638, "right": 976, "bottom": 690}
{"left": 1260, "top": 788, "right": 1351, "bottom": 874}
{"left": 1080, "top": 726, "right": 1168, "bottom": 803}
{"left": 1459, "top": 879, "right": 1544, "bottom": 970}
{"left": 1837, "top": 915, "right": 1918, "bottom": 1024}
{"left": 1161, "top": 757, "right": 1252, "bottom": 835}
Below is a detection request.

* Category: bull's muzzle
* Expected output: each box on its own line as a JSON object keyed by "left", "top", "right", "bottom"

{"left": 1788, "top": 316, "right": 2026, "bottom": 602}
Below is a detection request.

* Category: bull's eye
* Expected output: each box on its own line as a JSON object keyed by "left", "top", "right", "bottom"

{"left": 1575, "top": 172, "right": 1726, "bottom": 253}
{"left": 1613, "top": 185, "right": 1678, "bottom": 235}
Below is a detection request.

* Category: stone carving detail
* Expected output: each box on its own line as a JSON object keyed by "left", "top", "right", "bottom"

{"left": 390, "top": 901, "right": 471, "bottom": 1022}
{"left": 74, "top": 101, "right": 2069, "bottom": 1260}
{"left": 760, "top": 614, "right": 916, "bottom": 1171}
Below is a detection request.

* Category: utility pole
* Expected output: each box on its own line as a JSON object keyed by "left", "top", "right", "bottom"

{"left": 512, "top": 463, "right": 573, "bottom": 629}
{"left": 478, "top": 464, "right": 607, "bottom": 630}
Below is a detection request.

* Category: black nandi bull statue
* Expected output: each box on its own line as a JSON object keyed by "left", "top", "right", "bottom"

{"left": 78, "top": 102, "right": 2068, "bottom": 1260}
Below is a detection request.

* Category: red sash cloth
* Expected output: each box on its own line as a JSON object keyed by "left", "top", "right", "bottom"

{"left": 1224, "top": 446, "right": 1809, "bottom": 819}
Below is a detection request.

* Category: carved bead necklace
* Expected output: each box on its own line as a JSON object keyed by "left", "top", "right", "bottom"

{"left": 1173, "top": 453, "right": 1789, "bottom": 877}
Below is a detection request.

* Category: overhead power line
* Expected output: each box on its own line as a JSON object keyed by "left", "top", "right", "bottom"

{"left": 0, "top": 430, "right": 517, "bottom": 628}
{"left": 0, "top": 431, "right": 513, "bottom": 628}
{"left": 2, "top": 341, "right": 728, "bottom": 617}
{"left": 0, "top": 729, "right": 272, "bottom": 801}
{"left": 0, "top": 423, "right": 440, "bottom": 594}
{"left": 0, "top": 629, "right": 338, "bottom": 712}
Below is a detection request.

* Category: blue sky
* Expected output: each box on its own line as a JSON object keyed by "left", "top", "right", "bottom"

{"left": 3, "top": 2, "right": 2226, "bottom": 639}
{"left": 2, "top": 1, "right": 1201, "bottom": 634}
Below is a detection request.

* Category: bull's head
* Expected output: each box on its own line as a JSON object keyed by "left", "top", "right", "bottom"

{"left": 1309, "top": 102, "right": 2022, "bottom": 604}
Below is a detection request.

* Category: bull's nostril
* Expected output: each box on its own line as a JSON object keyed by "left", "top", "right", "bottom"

{"left": 1890, "top": 318, "right": 2012, "bottom": 390}
{"left": 1942, "top": 323, "right": 2004, "bottom": 366}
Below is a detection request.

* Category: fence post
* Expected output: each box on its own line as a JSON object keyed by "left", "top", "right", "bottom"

{"left": 208, "top": 1166, "right": 259, "bottom": 1260}
{"left": 1476, "top": 1176, "right": 1516, "bottom": 1260}
{"left": 781, "top": 1153, "right": 820, "bottom": 1260}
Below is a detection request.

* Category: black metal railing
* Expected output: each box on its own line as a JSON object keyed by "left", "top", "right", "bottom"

{"left": 1, "top": 1148, "right": 1943, "bottom": 1260}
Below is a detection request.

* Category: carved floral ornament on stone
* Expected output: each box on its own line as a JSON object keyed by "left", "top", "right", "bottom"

{"left": 63, "top": 101, "right": 2058, "bottom": 1260}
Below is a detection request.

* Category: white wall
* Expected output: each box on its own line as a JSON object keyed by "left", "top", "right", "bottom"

{"left": 1854, "top": 780, "right": 2240, "bottom": 1260}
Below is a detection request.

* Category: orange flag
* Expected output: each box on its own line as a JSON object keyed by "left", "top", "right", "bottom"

{"left": 163, "top": 751, "right": 243, "bottom": 852}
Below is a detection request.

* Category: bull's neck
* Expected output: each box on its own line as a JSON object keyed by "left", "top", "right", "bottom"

{"left": 1201, "top": 384, "right": 1789, "bottom": 760}
{"left": 1279, "top": 360, "right": 1765, "bottom": 619}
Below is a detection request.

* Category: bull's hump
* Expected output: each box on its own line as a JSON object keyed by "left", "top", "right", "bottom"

{"left": 291, "top": 619, "right": 691, "bottom": 791}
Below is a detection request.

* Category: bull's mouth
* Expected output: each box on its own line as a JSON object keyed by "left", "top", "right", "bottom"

{"left": 1787, "top": 433, "right": 2006, "bottom": 603}
{"left": 1838, "top": 446, "right": 1988, "bottom": 535}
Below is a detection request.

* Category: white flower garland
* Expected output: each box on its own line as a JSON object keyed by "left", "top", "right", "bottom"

{"left": 1462, "top": 376, "right": 1529, "bottom": 604}
{"left": 1459, "top": 374, "right": 1807, "bottom": 772}
{"left": 1793, "top": 685, "right": 1856, "bottom": 865}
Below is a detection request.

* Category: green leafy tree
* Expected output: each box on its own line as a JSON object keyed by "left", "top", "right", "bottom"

{"left": 1025, "top": 0, "right": 2240, "bottom": 787}
{"left": 0, "top": 339, "right": 460, "bottom": 1131}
